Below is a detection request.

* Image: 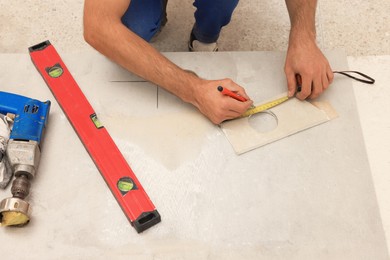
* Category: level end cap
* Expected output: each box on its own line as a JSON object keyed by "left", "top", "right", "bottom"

{"left": 29, "top": 40, "right": 52, "bottom": 53}
{"left": 132, "top": 210, "right": 161, "bottom": 233}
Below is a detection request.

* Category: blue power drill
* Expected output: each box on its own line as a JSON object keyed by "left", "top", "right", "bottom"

{"left": 0, "top": 91, "right": 50, "bottom": 226}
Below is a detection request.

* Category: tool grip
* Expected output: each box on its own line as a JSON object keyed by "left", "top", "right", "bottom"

{"left": 0, "top": 91, "right": 50, "bottom": 143}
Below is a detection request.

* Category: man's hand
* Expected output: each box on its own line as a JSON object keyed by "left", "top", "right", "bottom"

{"left": 192, "top": 78, "right": 253, "bottom": 124}
{"left": 285, "top": 37, "right": 334, "bottom": 100}
{"left": 284, "top": 0, "right": 334, "bottom": 100}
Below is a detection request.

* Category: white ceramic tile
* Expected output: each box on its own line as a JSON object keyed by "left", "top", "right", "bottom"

{"left": 0, "top": 50, "right": 387, "bottom": 259}
{"left": 348, "top": 55, "right": 390, "bottom": 253}
{"left": 221, "top": 96, "right": 334, "bottom": 154}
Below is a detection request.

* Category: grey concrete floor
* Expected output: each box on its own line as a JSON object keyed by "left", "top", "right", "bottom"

{"left": 0, "top": 0, "right": 389, "bottom": 55}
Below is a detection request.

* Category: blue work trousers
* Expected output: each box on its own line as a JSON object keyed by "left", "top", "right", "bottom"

{"left": 121, "top": 0, "right": 239, "bottom": 43}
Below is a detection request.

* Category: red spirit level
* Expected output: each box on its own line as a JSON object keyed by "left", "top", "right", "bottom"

{"left": 29, "top": 41, "right": 160, "bottom": 233}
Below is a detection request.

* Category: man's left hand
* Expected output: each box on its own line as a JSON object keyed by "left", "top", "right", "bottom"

{"left": 284, "top": 38, "right": 334, "bottom": 100}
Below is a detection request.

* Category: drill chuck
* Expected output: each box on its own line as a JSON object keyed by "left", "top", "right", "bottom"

{"left": 11, "top": 175, "right": 31, "bottom": 199}
{"left": 0, "top": 175, "right": 32, "bottom": 226}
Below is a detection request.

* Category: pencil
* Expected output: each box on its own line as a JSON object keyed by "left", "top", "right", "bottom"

{"left": 217, "top": 86, "right": 247, "bottom": 102}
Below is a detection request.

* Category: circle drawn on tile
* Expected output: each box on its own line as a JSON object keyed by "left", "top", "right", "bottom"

{"left": 249, "top": 111, "right": 278, "bottom": 133}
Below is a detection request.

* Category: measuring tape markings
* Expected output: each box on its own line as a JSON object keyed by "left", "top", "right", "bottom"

{"left": 240, "top": 96, "right": 289, "bottom": 118}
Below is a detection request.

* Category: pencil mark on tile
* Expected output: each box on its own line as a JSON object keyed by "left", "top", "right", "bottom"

{"left": 157, "top": 86, "right": 159, "bottom": 109}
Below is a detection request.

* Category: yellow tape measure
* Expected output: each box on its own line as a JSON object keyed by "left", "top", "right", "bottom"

{"left": 240, "top": 96, "right": 289, "bottom": 118}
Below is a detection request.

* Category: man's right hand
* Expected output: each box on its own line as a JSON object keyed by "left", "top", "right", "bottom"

{"left": 191, "top": 78, "right": 253, "bottom": 124}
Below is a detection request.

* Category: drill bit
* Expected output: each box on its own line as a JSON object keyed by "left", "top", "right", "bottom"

{"left": 0, "top": 174, "right": 31, "bottom": 226}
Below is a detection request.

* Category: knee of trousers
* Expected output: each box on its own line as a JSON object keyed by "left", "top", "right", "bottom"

{"left": 121, "top": 15, "right": 162, "bottom": 42}
{"left": 193, "top": 0, "right": 239, "bottom": 42}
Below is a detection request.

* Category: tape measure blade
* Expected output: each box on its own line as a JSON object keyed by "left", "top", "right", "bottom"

{"left": 241, "top": 95, "right": 289, "bottom": 118}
